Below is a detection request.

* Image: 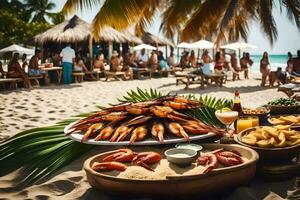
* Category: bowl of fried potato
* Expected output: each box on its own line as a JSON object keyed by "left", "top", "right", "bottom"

{"left": 268, "top": 115, "right": 300, "bottom": 127}
{"left": 235, "top": 125, "right": 300, "bottom": 161}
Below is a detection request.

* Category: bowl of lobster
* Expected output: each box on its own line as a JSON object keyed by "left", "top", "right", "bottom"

{"left": 84, "top": 144, "right": 258, "bottom": 198}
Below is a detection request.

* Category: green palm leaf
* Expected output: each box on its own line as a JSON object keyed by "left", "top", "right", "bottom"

{"left": 0, "top": 88, "right": 231, "bottom": 187}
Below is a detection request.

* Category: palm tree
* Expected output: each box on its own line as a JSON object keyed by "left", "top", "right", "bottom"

{"left": 25, "top": 0, "right": 56, "bottom": 23}
{"left": 62, "top": 0, "right": 300, "bottom": 45}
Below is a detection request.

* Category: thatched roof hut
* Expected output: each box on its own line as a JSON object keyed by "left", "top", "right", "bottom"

{"left": 98, "top": 27, "right": 141, "bottom": 44}
{"left": 35, "top": 15, "right": 142, "bottom": 44}
{"left": 35, "top": 15, "right": 91, "bottom": 44}
{"left": 141, "top": 32, "right": 174, "bottom": 47}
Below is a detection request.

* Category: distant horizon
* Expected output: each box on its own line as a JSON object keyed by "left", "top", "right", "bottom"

{"left": 52, "top": 0, "right": 300, "bottom": 55}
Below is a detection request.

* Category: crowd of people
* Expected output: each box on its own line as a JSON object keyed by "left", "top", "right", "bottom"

{"left": 1, "top": 45, "right": 300, "bottom": 89}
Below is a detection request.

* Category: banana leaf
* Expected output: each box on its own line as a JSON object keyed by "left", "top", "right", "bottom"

{"left": 0, "top": 88, "right": 230, "bottom": 187}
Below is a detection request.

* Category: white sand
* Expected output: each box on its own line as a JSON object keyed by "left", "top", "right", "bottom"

{"left": 0, "top": 73, "right": 287, "bottom": 199}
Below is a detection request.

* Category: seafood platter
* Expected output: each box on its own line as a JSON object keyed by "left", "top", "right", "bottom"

{"left": 64, "top": 96, "right": 224, "bottom": 145}
{"left": 84, "top": 144, "right": 258, "bottom": 197}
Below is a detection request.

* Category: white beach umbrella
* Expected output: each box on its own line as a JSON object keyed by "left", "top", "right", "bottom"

{"left": 221, "top": 42, "right": 257, "bottom": 58}
{"left": 220, "top": 42, "right": 257, "bottom": 51}
{"left": 190, "top": 40, "right": 214, "bottom": 49}
{"left": 0, "top": 44, "right": 34, "bottom": 55}
{"left": 177, "top": 42, "right": 191, "bottom": 48}
{"left": 133, "top": 43, "right": 156, "bottom": 51}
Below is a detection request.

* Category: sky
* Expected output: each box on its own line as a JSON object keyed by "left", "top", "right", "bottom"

{"left": 52, "top": 0, "right": 300, "bottom": 55}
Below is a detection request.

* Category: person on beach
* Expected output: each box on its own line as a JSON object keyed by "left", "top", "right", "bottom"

{"left": 93, "top": 53, "right": 105, "bottom": 71}
{"left": 231, "top": 53, "right": 241, "bottom": 81}
{"left": 214, "top": 51, "right": 226, "bottom": 74}
{"left": 7, "top": 53, "right": 31, "bottom": 88}
{"left": 28, "top": 49, "right": 44, "bottom": 76}
{"left": 245, "top": 52, "right": 253, "bottom": 79}
{"left": 60, "top": 45, "right": 75, "bottom": 84}
{"left": 240, "top": 53, "right": 248, "bottom": 79}
{"left": 260, "top": 51, "right": 270, "bottom": 86}
{"left": 110, "top": 51, "right": 132, "bottom": 80}
{"left": 158, "top": 51, "right": 169, "bottom": 70}
{"left": 51, "top": 52, "right": 62, "bottom": 67}
{"left": 291, "top": 50, "right": 300, "bottom": 76}
{"left": 137, "top": 48, "right": 148, "bottom": 68}
{"left": 201, "top": 50, "right": 212, "bottom": 75}
{"left": 180, "top": 51, "right": 190, "bottom": 68}
{"left": 286, "top": 52, "right": 293, "bottom": 73}
{"left": 73, "top": 54, "right": 88, "bottom": 72}
{"left": 148, "top": 50, "right": 158, "bottom": 70}
{"left": 21, "top": 54, "right": 28, "bottom": 71}
{"left": 189, "top": 50, "right": 197, "bottom": 68}
{"left": 0, "top": 61, "right": 6, "bottom": 78}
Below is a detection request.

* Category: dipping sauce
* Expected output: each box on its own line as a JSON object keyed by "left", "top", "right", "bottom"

{"left": 170, "top": 153, "right": 191, "bottom": 158}
{"left": 175, "top": 143, "right": 203, "bottom": 152}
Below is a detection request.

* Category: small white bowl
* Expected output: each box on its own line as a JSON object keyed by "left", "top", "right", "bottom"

{"left": 164, "top": 148, "right": 197, "bottom": 166}
{"left": 175, "top": 143, "right": 203, "bottom": 152}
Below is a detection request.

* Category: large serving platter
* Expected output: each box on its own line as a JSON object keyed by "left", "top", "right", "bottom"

{"left": 64, "top": 121, "right": 216, "bottom": 146}
{"left": 84, "top": 144, "right": 258, "bottom": 198}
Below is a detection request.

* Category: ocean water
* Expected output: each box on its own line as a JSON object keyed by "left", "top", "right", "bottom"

{"left": 250, "top": 54, "right": 288, "bottom": 73}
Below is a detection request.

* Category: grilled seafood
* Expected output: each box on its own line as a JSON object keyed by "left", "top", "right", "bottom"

{"left": 67, "top": 96, "right": 224, "bottom": 143}
{"left": 102, "top": 149, "right": 135, "bottom": 162}
{"left": 92, "top": 161, "right": 127, "bottom": 171}
{"left": 132, "top": 152, "right": 161, "bottom": 171}
{"left": 197, "top": 149, "right": 243, "bottom": 174}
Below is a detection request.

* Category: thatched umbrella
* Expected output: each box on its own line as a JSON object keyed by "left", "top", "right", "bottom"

{"left": 34, "top": 15, "right": 91, "bottom": 44}
{"left": 141, "top": 32, "right": 174, "bottom": 58}
{"left": 141, "top": 32, "right": 174, "bottom": 47}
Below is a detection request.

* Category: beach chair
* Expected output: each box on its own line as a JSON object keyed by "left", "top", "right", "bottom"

{"left": 278, "top": 83, "right": 300, "bottom": 97}
{"left": 176, "top": 74, "right": 201, "bottom": 89}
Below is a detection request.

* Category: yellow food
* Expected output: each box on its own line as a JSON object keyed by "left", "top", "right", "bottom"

{"left": 240, "top": 126, "right": 300, "bottom": 148}
{"left": 269, "top": 115, "right": 300, "bottom": 126}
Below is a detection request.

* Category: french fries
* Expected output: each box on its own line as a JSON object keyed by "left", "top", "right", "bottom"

{"left": 269, "top": 115, "right": 300, "bottom": 126}
{"left": 240, "top": 125, "right": 300, "bottom": 148}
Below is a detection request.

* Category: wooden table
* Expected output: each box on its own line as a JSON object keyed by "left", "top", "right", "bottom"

{"left": 39, "top": 66, "right": 62, "bottom": 85}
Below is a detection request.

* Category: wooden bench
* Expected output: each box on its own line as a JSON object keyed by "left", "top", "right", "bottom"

{"left": 0, "top": 78, "right": 23, "bottom": 89}
{"left": 176, "top": 74, "right": 201, "bottom": 89}
{"left": 72, "top": 72, "right": 85, "bottom": 83}
{"left": 84, "top": 70, "right": 103, "bottom": 81}
{"left": 104, "top": 71, "right": 126, "bottom": 81}
{"left": 200, "top": 73, "right": 226, "bottom": 88}
{"left": 134, "top": 69, "right": 152, "bottom": 79}
{"left": 28, "top": 75, "right": 43, "bottom": 87}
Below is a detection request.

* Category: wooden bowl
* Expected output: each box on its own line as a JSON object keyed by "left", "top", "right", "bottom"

{"left": 268, "top": 104, "right": 300, "bottom": 114}
{"left": 235, "top": 127, "right": 300, "bottom": 161}
{"left": 84, "top": 144, "right": 258, "bottom": 198}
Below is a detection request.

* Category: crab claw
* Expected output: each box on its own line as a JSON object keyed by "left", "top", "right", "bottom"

{"left": 130, "top": 126, "right": 148, "bottom": 144}
{"left": 132, "top": 152, "right": 161, "bottom": 171}
{"left": 102, "top": 148, "right": 135, "bottom": 162}
{"left": 167, "top": 122, "right": 189, "bottom": 141}
{"left": 92, "top": 161, "right": 127, "bottom": 171}
{"left": 151, "top": 122, "right": 164, "bottom": 143}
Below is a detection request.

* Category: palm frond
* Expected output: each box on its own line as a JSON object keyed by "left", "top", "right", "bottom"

{"left": 258, "top": 0, "right": 278, "bottom": 44}
{"left": 281, "top": 0, "right": 300, "bottom": 28}
{"left": 0, "top": 88, "right": 231, "bottom": 187}
{"left": 62, "top": 0, "right": 101, "bottom": 15}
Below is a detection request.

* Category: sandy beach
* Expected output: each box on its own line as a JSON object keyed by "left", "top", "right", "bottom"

{"left": 0, "top": 74, "right": 288, "bottom": 199}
